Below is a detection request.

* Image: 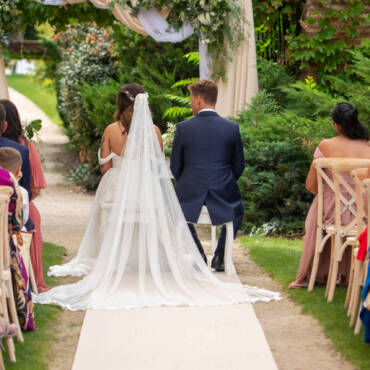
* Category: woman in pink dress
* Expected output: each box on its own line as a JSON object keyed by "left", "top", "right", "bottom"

{"left": 0, "top": 99, "right": 49, "bottom": 292}
{"left": 289, "top": 102, "right": 370, "bottom": 288}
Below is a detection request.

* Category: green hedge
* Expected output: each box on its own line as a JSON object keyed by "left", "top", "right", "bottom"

{"left": 236, "top": 52, "right": 369, "bottom": 235}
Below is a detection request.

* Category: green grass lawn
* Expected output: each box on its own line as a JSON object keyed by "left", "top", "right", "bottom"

{"left": 7, "top": 75, "right": 62, "bottom": 126}
{"left": 241, "top": 236, "right": 370, "bottom": 370}
{"left": 4, "top": 242, "right": 65, "bottom": 369}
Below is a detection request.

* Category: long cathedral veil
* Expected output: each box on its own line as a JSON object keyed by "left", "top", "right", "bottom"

{"left": 34, "top": 93, "right": 280, "bottom": 310}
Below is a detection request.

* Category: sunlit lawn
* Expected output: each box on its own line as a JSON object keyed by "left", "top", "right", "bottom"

{"left": 7, "top": 74, "right": 62, "bottom": 126}
{"left": 4, "top": 242, "right": 65, "bottom": 370}
{"left": 241, "top": 235, "right": 370, "bottom": 370}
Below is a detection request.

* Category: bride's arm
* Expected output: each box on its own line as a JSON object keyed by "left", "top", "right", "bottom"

{"left": 154, "top": 125, "right": 163, "bottom": 151}
{"left": 100, "top": 129, "right": 112, "bottom": 175}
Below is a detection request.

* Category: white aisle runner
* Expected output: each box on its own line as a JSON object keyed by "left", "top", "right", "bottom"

{"left": 72, "top": 303, "right": 277, "bottom": 370}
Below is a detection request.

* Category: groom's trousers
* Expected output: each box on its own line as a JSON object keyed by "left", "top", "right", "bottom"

{"left": 187, "top": 203, "right": 244, "bottom": 260}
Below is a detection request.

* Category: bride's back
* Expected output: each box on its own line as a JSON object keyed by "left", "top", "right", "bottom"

{"left": 105, "top": 121, "right": 128, "bottom": 156}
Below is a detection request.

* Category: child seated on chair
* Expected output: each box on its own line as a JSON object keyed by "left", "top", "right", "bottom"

{"left": 0, "top": 147, "right": 34, "bottom": 232}
{"left": 0, "top": 146, "right": 35, "bottom": 331}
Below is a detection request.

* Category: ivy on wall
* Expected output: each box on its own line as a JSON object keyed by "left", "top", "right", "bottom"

{"left": 287, "top": 0, "right": 369, "bottom": 77}
{"left": 252, "top": 0, "right": 368, "bottom": 80}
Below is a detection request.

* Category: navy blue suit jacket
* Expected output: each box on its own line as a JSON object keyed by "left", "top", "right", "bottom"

{"left": 170, "top": 111, "right": 244, "bottom": 225}
{"left": 0, "top": 136, "right": 32, "bottom": 200}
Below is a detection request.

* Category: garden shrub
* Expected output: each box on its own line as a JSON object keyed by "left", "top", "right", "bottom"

{"left": 239, "top": 139, "right": 312, "bottom": 235}
{"left": 236, "top": 51, "right": 370, "bottom": 234}
{"left": 56, "top": 23, "right": 116, "bottom": 136}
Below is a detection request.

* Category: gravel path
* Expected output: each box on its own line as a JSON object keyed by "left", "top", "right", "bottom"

{"left": 9, "top": 88, "right": 354, "bottom": 370}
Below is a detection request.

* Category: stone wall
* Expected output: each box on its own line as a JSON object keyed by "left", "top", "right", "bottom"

{"left": 301, "top": 0, "right": 369, "bottom": 46}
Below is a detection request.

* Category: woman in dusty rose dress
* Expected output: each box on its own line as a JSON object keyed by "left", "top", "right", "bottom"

{"left": 0, "top": 99, "right": 49, "bottom": 292}
{"left": 289, "top": 102, "right": 370, "bottom": 288}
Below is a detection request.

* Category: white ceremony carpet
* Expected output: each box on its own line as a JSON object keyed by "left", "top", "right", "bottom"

{"left": 72, "top": 303, "right": 277, "bottom": 370}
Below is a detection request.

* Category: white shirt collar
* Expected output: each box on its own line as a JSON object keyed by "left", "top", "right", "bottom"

{"left": 198, "top": 108, "right": 217, "bottom": 113}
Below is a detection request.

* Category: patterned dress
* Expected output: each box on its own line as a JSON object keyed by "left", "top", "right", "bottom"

{"left": 0, "top": 168, "right": 35, "bottom": 331}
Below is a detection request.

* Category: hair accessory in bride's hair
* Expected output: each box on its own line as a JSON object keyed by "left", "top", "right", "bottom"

{"left": 121, "top": 89, "right": 134, "bottom": 103}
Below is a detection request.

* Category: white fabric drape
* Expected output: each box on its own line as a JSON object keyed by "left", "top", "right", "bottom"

{"left": 137, "top": 8, "right": 193, "bottom": 43}
{"left": 216, "top": 0, "right": 259, "bottom": 117}
{"left": 32, "top": 0, "right": 258, "bottom": 117}
{"left": 34, "top": 93, "right": 279, "bottom": 310}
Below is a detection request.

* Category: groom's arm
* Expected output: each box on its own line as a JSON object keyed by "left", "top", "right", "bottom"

{"left": 170, "top": 125, "right": 184, "bottom": 182}
{"left": 231, "top": 125, "right": 245, "bottom": 180}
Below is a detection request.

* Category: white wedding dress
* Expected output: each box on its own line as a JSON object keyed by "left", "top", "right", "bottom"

{"left": 47, "top": 149, "right": 123, "bottom": 277}
{"left": 34, "top": 94, "right": 280, "bottom": 310}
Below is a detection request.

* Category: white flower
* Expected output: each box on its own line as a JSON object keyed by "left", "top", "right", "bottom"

{"left": 198, "top": 13, "right": 211, "bottom": 26}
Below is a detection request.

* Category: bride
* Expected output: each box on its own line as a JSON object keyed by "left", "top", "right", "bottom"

{"left": 35, "top": 83, "right": 279, "bottom": 310}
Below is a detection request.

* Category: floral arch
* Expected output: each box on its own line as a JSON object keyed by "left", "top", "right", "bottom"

{"left": 1, "top": 0, "right": 258, "bottom": 116}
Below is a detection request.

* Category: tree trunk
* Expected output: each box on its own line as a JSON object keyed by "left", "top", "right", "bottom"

{"left": 0, "top": 52, "right": 9, "bottom": 99}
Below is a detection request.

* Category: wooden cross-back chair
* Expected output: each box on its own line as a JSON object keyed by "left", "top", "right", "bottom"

{"left": 345, "top": 168, "right": 368, "bottom": 313}
{"left": 0, "top": 186, "right": 24, "bottom": 364}
{"left": 308, "top": 158, "right": 370, "bottom": 302}
{"left": 349, "top": 178, "right": 370, "bottom": 335}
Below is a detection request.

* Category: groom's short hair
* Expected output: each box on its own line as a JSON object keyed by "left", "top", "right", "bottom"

{"left": 188, "top": 80, "right": 218, "bottom": 105}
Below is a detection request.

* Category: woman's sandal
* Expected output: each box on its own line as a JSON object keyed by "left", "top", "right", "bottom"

{"left": 0, "top": 316, "right": 18, "bottom": 344}
{"left": 288, "top": 281, "right": 308, "bottom": 289}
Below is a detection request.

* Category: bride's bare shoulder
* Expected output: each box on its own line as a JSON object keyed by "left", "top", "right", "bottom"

{"left": 103, "top": 122, "right": 120, "bottom": 135}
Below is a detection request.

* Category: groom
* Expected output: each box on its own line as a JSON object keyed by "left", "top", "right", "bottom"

{"left": 170, "top": 80, "right": 245, "bottom": 271}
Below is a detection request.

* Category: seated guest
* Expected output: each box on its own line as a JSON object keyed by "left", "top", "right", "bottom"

{"left": 0, "top": 147, "right": 34, "bottom": 232}
{"left": 0, "top": 99, "right": 49, "bottom": 291}
{"left": 0, "top": 166, "right": 35, "bottom": 330}
{"left": 0, "top": 110, "right": 34, "bottom": 330}
{"left": 0, "top": 103, "right": 32, "bottom": 200}
{"left": 289, "top": 102, "right": 370, "bottom": 288}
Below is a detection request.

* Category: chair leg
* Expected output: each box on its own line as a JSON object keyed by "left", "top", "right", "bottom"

{"left": 354, "top": 302, "right": 363, "bottom": 335}
{"left": 349, "top": 284, "right": 362, "bottom": 327}
{"left": 325, "top": 255, "right": 334, "bottom": 298}
{"left": 0, "top": 349, "right": 5, "bottom": 370}
{"left": 0, "top": 291, "right": 16, "bottom": 362}
{"left": 327, "top": 260, "right": 339, "bottom": 302}
{"left": 345, "top": 248, "right": 356, "bottom": 308}
{"left": 308, "top": 250, "right": 321, "bottom": 291}
{"left": 3, "top": 337, "right": 16, "bottom": 362}
{"left": 29, "top": 264, "right": 38, "bottom": 295}
{"left": 211, "top": 226, "right": 217, "bottom": 254}
{"left": 6, "top": 280, "right": 24, "bottom": 342}
{"left": 224, "top": 222, "right": 235, "bottom": 276}
{"left": 348, "top": 259, "right": 362, "bottom": 318}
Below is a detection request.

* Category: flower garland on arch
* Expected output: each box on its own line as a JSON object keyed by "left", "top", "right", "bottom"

{"left": 117, "top": 0, "right": 245, "bottom": 80}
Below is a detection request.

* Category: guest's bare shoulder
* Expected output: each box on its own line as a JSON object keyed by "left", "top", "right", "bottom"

{"left": 318, "top": 138, "right": 335, "bottom": 154}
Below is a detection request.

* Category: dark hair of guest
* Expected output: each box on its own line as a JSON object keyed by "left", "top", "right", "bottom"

{"left": 114, "top": 83, "right": 146, "bottom": 134}
{"left": 0, "top": 103, "right": 5, "bottom": 133}
{"left": 332, "top": 102, "right": 369, "bottom": 141}
{"left": 0, "top": 99, "right": 24, "bottom": 143}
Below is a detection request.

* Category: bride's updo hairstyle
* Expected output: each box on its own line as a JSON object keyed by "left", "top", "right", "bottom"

{"left": 114, "top": 83, "right": 146, "bottom": 133}
{"left": 332, "top": 102, "right": 369, "bottom": 141}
